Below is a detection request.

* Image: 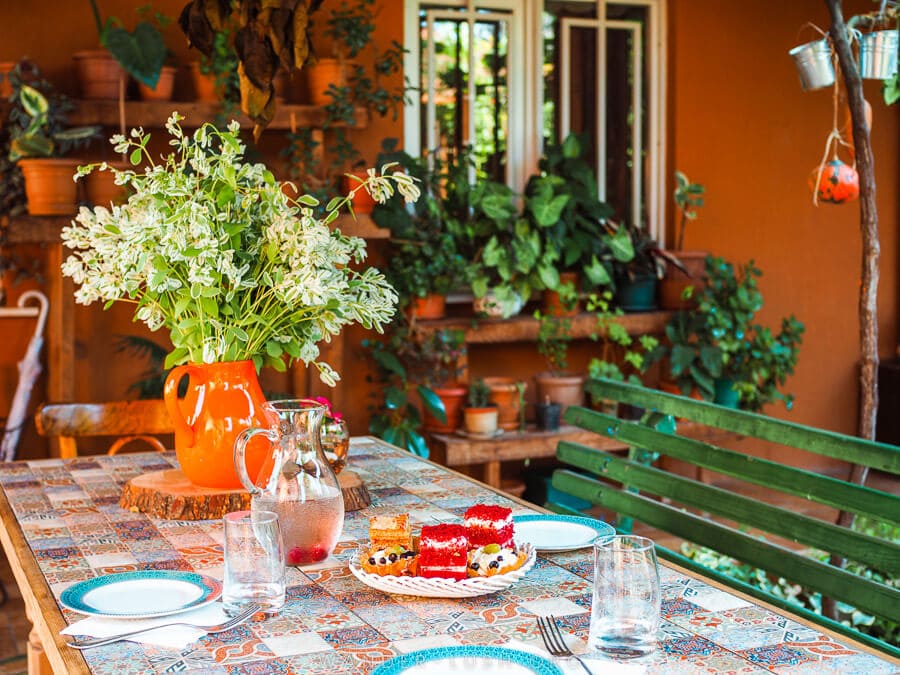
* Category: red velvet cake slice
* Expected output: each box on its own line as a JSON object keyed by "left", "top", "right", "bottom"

{"left": 417, "top": 523, "right": 468, "bottom": 580}
{"left": 464, "top": 504, "right": 514, "bottom": 548}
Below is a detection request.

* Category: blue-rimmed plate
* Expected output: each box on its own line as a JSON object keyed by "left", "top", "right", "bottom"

{"left": 60, "top": 570, "right": 223, "bottom": 619}
{"left": 372, "top": 646, "right": 563, "bottom": 675}
{"left": 514, "top": 514, "right": 615, "bottom": 552}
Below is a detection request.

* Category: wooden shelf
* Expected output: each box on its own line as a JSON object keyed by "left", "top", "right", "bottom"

{"left": 60, "top": 100, "right": 369, "bottom": 131}
{"left": 4, "top": 215, "right": 68, "bottom": 245}
{"left": 414, "top": 309, "right": 673, "bottom": 343}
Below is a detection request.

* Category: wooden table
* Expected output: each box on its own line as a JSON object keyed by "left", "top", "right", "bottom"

{"left": 1, "top": 439, "right": 897, "bottom": 674}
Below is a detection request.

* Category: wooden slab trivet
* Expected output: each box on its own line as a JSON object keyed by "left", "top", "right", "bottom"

{"left": 120, "top": 468, "right": 371, "bottom": 519}
{"left": 120, "top": 469, "right": 250, "bottom": 520}
{"left": 339, "top": 470, "right": 371, "bottom": 512}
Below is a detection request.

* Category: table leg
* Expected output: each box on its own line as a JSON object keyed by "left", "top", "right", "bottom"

{"left": 26, "top": 614, "right": 52, "bottom": 675}
{"left": 483, "top": 461, "right": 501, "bottom": 488}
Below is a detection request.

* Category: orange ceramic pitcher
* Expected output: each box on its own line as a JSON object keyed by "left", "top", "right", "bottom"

{"left": 163, "top": 360, "right": 272, "bottom": 489}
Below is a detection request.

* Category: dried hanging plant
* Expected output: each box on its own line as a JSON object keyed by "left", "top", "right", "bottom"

{"left": 179, "top": 0, "right": 324, "bottom": 138}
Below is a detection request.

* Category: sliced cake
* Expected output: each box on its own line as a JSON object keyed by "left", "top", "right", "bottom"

{"left": 417, "top": 523, "right": 468, "bottom": 580}
{"left": 464, "top": 504, "right": 514, "bottom": 548}
{"left": 368, "top": 514, "right": 412, "bottom": 550}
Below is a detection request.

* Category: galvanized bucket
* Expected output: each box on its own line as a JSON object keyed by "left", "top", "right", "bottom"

{"left": 859, "top": 30, "right": 899, "bottom": 80}
{"left": 789, "top": 38, "right": 835, "bottom": 90}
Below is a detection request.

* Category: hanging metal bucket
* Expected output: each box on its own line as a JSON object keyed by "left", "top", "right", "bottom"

{"left": 859, "top": 30, "right": 899, "bottom": 80}
{"left": 789, "top": 38, "right": 835, "bottom": 90}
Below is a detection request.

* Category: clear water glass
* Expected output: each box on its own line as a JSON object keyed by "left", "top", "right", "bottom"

{"left": 222, "top": 510, "right": 285, "bottom": 616}
{"left": 588, "top": 534, "right": 660, "bottom": 659}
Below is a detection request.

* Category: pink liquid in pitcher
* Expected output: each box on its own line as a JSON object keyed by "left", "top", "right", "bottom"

{"left": 256, "top": 490, "right": 345, "bottom": 566}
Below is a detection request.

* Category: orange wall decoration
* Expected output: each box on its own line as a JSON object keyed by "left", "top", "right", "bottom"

{"left": 1, "top": 0, "right": 897, "bottom": 465}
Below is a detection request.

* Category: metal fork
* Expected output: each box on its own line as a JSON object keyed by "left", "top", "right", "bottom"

{"left": 537, "top": 615, "right": 592, "bottom": 675}
{"left": 65, "top": 603, "right": 261, "bottom": 650}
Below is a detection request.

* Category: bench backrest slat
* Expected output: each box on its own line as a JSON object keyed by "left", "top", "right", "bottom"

{"left": 585, "top": 380, "right": 900, "bottom": 474}
{"left": 557, "top": 440, "right": 900, "bottom": 574}
{"left": 551, "top": 469, "right": 900, "bottom": 624}
{"left": 565, "top": 407, "right": 900, "bottom": 527}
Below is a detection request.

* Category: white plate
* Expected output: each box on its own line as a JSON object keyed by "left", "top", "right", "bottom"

{"left": 59, "top": 570, "right": 223, "bottom": 619}
{"left": 372, "top": 646, "right": 562, "bottom": 674}
{"left": 349, "top": 544, "right": 536, "bottom": 598}
{"left": 513, "top": 514, "right": 615, "bottom": 552}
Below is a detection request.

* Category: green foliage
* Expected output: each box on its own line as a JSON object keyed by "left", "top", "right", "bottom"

{"left": 198, "top": 27, "right": 241, "bottom": 116}
{"left": 611, "top": 221, "right": 670, "bottom": 283}
{"left": 468, "top": 378, "right": 491, "bottom": 408}
{"left": 89, "top": 0, "right": 168, "bottom": 88}
{"left": 364, "top": 325, "right": 460, "bottom": 458}
{"left": 8, "top": 82, "right": 99, "bottom": 160}
{"left": 63, "top": 116, "right": 415, "bottom": 385}
{"left": 535, "top": 310, "right": 572, "bottom": 376}
{"left": 524, "top": 133, "right": 631, "bottom": 290}
{"left": 373, "top": 141, "right": 469, "bottom": 304}
{"left": 587, "top": 291, "right": 658, "bottom": 404}
{"left": 673, "top": 170, "right": 705, "bottom": 251}
{"left": 650, "top": 256, "right": 803, "bottom": 411}
{"left": 681, "top": 515, "right": 900, "bottom": 644}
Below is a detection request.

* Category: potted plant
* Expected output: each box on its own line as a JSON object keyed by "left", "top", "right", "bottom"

{"left": 78, "top": 1, "right": 168, "bottom": 100}
{"left": 134, "top": 7, "right": 178, "bottom": 102}
{"left": 611, "top": 221, "right": 684, "bottom": 312}
{"left": 61, "top": 114, "right": 418, "bottom": 488}
{"left": 417, "top": 328, "right": 468, "bottom": 433}
{"left": 533, "top": 310, "right": 585, "bottom": 411}
{"left": 660, "top": 170, "right": 709, "bottom": 310}
{"left": 8, "top": 81, "right": 99, "bottom": 215}
{"left": 190, "top": 23, "right": 241, "bottom": 113}
{"left": 649, "top": 257, "right": 804, "bottom": 411}
{"left": 375, "top": 143, "right": 468, "bottom": 319}
{"left": 483, "top": 377, "right": 526, "bottom": 432}
{"left": 463, "top": 378, "right": 499, "bottom": 436}
{"left": 523, "top": 133, "right": 635, "bottom": 313}
{"left": 587, "top": 291, "right": 659, "bottom": 412}
{"left": 444, "top": 150, "right": 543, "bottom": 318}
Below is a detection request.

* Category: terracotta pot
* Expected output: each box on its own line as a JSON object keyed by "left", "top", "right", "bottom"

{"left": 483, "top": 376, "right": 525, "bottom": 431}
{"left": 84, "top": 161, "right": 130, "bottom": 207}
{"left": 463, "top": 406, "right": 499, "bottom": 435}
{"left": 74, "top": 49, "right": 125, "bottom": 100}
{"left": 191, "top": 62, "right": 218, "bottom": 102}
{"left": 534, "top": 372, "right": 586, "bottom": 414}
{"left": 305, "top": 58, "right": 355, "bottom": 106}
{"left": 138, "top": 65, "right": 177, "bottom": 101}
{"left": 541, "top": 271, "right": 581, "bottom": 317}
{"left": 163, "top": 360, "right": 272, "bottom": 489}
{"left": 0, "top": 61, "right": 15, "bottom": 98}
{"left": 659, "top": 250, "right": 708, "bottom": 310}
{"left": 422, "top": 384, "right": 467, "bottom": 433}
{"left": 409, "top": 293, "right": 446, "bottom": 320}
{"left": 341, "top": 172, "right": 376, "bottom": 214}
{"left": 18, "top": 158, "right": 82, "bottom": 215}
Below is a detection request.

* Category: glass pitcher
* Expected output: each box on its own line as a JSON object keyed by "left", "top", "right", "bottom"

{"left": 234, "top": 399, "right": 345, "bottom": 566}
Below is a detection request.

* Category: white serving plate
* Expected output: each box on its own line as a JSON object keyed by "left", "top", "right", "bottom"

{"left": 348, "top": 543, "right": 536, "bottom": 598}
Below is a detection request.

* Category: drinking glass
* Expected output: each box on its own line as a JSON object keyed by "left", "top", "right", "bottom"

{"left": 222, "top": 510, "right": 285, "bottom": 616}
{"left": 588, "top": 535, "right": 660, "bottom": 659}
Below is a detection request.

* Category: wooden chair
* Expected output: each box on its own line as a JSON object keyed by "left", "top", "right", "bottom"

{"left": 549, "top": 378, "right": 900, "bottom": 658}
{"left": 35, "top": 400, "right": 173, "bottom": 458}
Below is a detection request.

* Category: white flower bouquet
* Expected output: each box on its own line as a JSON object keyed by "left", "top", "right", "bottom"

{"left": 62, "top": 113, "right": 418, "bottom": 385}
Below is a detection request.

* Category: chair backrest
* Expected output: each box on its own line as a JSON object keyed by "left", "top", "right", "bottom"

{"left": 35, "top": 400, "right": 173, "bottom": 458}
{"left": 550, "top": 378, "right": 900, "bottom": 656}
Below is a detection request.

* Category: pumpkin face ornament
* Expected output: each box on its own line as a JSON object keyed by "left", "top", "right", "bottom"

{"left": 813, "top": 159, "right": 859, "bottom": 204}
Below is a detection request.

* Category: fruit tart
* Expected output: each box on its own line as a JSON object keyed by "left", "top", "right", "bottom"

{"left": 359, "top": 544, "right": 418, "bottom": 576}
{"left": 466, "top": 543, "right": 528, "bottom": 577}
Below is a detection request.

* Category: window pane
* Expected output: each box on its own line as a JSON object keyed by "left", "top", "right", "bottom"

{"left": 419, "top": 7, "right": 510, "bottom": 182}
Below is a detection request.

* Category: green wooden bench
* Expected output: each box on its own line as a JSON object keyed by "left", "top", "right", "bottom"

{"left": 549, "top": 378, "right": 900, "bottom": 657}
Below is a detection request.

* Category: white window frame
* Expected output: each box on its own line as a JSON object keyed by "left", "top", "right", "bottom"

{"left": 403, "top": 0, "right": 668, "bottom": 242}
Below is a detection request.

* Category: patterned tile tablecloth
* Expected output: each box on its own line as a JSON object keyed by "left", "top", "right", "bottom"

{"left": 0, "top": 438, "right": 895, "bottom": 674}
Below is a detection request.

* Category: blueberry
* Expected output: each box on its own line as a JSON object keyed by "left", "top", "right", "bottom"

{"left": 388, "top": 553, "right": 398, "bottom": 562}
{"left": 402, "top": 551, "right": 415, "bottom": 558}
{"left": 497, "top": 555, "right": 503, "bottom": 561}
{"left": 379, "top": 557, "right": 387, "bottom": 564}
{"left": 368, "top": 557, "right": 376, "bottom": 565}
{"left": 489, "top": 560, "right": 499, "bottom": 569}
{"left": 470, "top": 562, "right": 480, "bottom": 570}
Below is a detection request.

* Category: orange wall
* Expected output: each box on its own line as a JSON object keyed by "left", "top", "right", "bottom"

{"left": 670, "top": 0, "right": 899, "bottom": 443}
{"left": 2, "top": 0, "right": 898, "bottom": 460}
